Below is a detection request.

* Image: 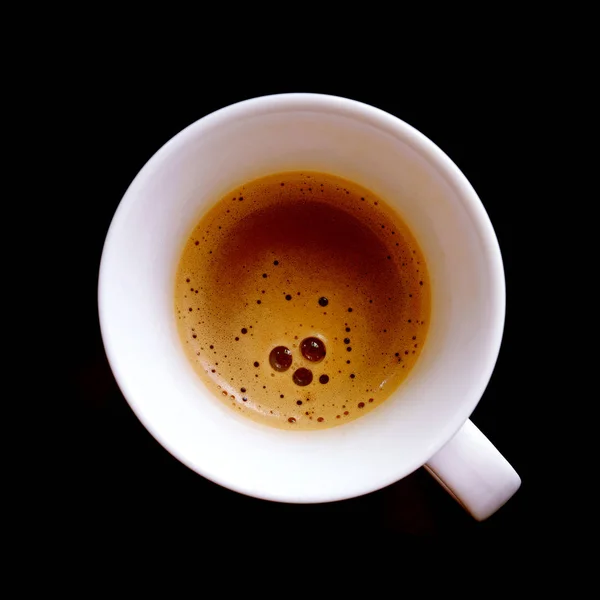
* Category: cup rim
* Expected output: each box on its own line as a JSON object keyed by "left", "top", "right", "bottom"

{"left": 98, "top": 93, "right": 505, "bottom": 502}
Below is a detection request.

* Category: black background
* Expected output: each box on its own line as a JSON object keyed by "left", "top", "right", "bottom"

{"left": 62, "top": 66, "right": 537, "bottom": 546}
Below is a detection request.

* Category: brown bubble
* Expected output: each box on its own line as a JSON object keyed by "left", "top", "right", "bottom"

{"left": 358, "top": 402, "right": 365, "bottom": 408}
{"left": 186, "top": 278, "right": 190, "bottom": 283}
{"left": 242, "top": 397, "right": 248, "bottom": 402}
{"left": 257, "top": 300, "right": 261, "bottom": 304}
{"left": 210, "top": 345, "right": 214, "bottom": 349}
{"left": 285, "top": 294, "right": 292, "bottom": 301}
{"left": 293, "top": 368, "right": 313, "bottom": 386}
{"left": 192, "top": 334, "right": 197, "bottom": 339}
{"left": 241, "top": 387, "right": 246, "bottom": 393}
{"left": 288, "top": 417, "right": 296, "bottom": 423}
{"left": 241, "top": 328, "right": 248, "bottom": 334}
{"left": 189, "top": 308, "right": 193, "bottom": 312}
{"left": 262, "top": 273, "right": 267, "bottom": 278}
{"left": 296, "top": 400, "right": 303, "bottom": 405}
{"left": 318, "top": 297, "right": 329, "bottom": 307}
{"left": 319, "top": 374, "right": 330, "bottom": 384}
{"left": 300, "top": 337, "right": 326, "bottom": 362}
{"left": 345, "top": 327, "right": 351, "bottom": 332}
{"left": 347, "top": 347, "right": 352, "bottom": 352}
{"left": 274, "top": 260, "right": 279, "bottom": 265}
{"left": 344, "top": 338, "right": 350, "bottom": 344}
{"left": 269, "top": 346, "right": 293, "bottom": 372}
{"left": 235, "top": 337, "right": 239, "bottom": 341}
{"left": 368, "top": 398, "right": 374, "bottom": 403}
{"left": 344, "top": 411, "right": 349, "bottom": 416}
{"left": 350, "top": 374, "right": 355, "bottom": 379}
{"left": 317, "top": 417, "right": 324, "bottom": 423}
{"left": 254, "top": 361, "right": 260, "bottom": 367}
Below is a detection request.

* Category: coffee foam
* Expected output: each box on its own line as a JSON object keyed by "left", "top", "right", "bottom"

{"left": 175, "top": 171, "right": 430, "bottom": 430}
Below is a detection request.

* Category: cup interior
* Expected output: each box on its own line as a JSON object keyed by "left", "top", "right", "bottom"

{"left": 99, "top": 94, "right": 505, "bottom": 502}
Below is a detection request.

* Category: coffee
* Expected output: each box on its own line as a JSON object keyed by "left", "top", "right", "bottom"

{"left": 175, "top": 171, "right": 430, "bottom": 430}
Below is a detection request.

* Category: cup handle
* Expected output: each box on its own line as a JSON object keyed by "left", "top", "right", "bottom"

{"left": 424, "top": 419, "right": 521, "bottom": 521}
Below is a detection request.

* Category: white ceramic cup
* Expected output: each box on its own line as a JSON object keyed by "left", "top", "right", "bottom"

{"left": 99, "top": 93, "right": 520, "bottom": 520}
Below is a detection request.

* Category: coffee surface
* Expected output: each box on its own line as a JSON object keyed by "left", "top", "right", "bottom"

{"left": 175, "top": 171, "right": 430, "bottom": 429}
